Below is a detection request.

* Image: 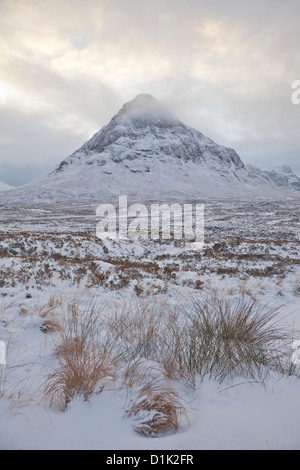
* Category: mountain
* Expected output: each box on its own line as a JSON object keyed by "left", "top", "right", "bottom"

{"left": 0, "top": 94, "right": 296, "bottom": 205}
{"left": 0, "top": 181, "right": 14, "bottom": 192}
{"left": 247, "top": 165, "right": 300, "bottom": 192}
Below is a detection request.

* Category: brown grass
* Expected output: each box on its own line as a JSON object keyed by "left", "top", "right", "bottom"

{"left": 126, "top": 377, "right": 186, "bottom": 437}
{"left": 45, "top": 344, "right": 115, "bottom": 410}
{"left": 44, "top": 300, "right": 116, "bottom": 409}
{"left": 41, "top": 287, "right": 299, "bottom": 428}
{"left": 38, "top": 296, "right": 63, "bottom": 333}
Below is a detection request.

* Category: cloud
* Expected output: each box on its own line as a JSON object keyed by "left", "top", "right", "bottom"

{"left": 0, "top": 0, "right": 299, "bottom": 184}
{"left": 0, "top": 107, "right": 86, "bottom": 185}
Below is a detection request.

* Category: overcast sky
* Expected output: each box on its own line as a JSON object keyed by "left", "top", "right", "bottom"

{"left": 0, "top": 0, "right": 299, "bottom": 186}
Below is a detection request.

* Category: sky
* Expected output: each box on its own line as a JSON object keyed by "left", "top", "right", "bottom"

{"left": 0, "top": 0, "right": 299, "bottom": 186}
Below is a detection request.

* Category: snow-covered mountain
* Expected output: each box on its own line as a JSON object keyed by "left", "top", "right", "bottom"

{"left": 0, "top": 94, "right": 296, "bottom": 204}
{"left": 247, "top": 165, "right": 300, "bottom": 192}
{"left": 0, "top": 181, "right": 14, "bottom": 192}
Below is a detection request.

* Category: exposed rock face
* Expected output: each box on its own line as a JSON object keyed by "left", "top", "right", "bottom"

{"left": 247, "top": 165, "right": 300, "bottom": 192}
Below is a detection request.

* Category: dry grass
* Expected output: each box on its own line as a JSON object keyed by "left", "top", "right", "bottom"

{"left": 124, "top": 361, "right": 187, "bottom": 437}
{"left": 127, "top": 379, "right": 185, "bottom": 437}
{"left": 17, "top": 295, "right": 63, "bottom": 333}
{"left": 44, "top": 300, "right": 116, "bottom": 410}
{"left": 45, "top": 345, "right": 115, "bottom": 410}
{"left": 40, "top": 287, "right": 299, "bottom": 432}
{"left": 106, "top": 299, "right": 171, "bottom": 364}
{"left": 40, "top": 313, "right": 62, "bottom": 334}
{"left": 103, "top": 290, "right": 299, "bottom": 386}
{"left": 170, "top": 288, "right": 296, "bottom": 383}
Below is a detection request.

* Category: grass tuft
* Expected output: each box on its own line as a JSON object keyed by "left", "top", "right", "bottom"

{"left": 44, "top": 300, "right": 115, "bottom": 409}
{"left": 170, "top": 288, "right": 295, "bottom": 383}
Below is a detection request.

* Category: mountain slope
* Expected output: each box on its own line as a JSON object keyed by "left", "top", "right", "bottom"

{"left": 0, "top": 94, "right": 296, "bottom": 204}
{"left": 0, "top": 181, "right": 14, "bottom": 192}
{"left": 247, "top": 165, "right": 300, "bottom": 192}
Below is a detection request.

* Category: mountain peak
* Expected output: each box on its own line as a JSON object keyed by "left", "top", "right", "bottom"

{"left": 54, "top": 94, "right": 246, "bottom": 175}
{"left": 64, "top": 94, "right": 185, "bottom": 160}
{"left": 1, "top": 93, "right": 298, "bottom": 203}
{"left": 130, "top": 93, "right": 156, "bottom": 103}
{"left": 113, "top": 93, "right": 179, "bottom": 125}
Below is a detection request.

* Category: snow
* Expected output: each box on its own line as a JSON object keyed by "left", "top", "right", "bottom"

{"left": 0, "top": 227, "right": 300, "bottom": 449}
{"left": 1, "top": 367, "right": 300, "bottom": 449}
{"left": 1, "top": 95, "right": 299, "bottom": 205}
{"left": 0, "top": 95, "right": 299, "bottom": 450}
{"left": 247, "top": 164, "right": 300, "bottom": 192}
{"left": 0, "top": 181, "right": 14, "bottom": 192}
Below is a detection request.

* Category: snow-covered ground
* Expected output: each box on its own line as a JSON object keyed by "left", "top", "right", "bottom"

{"left": 1, "top": 369, "right": 300, "bottom": 450}
{"left": 0, "top": 200, "right": 300, "bottom": 450}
